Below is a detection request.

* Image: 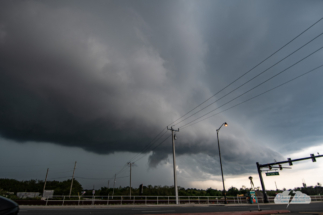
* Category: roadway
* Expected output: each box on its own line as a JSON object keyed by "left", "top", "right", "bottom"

{"left": 19, "top": 202, "right": 323, "bottom": 214}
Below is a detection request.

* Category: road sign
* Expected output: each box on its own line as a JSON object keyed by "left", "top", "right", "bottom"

{"left": 266, "top": 172, "right": 279, "bottom": 176}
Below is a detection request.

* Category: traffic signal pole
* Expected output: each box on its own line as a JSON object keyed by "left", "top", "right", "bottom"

{"left": 259, "top": 154, "right": 323, "bottom": 167}
{"left": 257, "top": 154, "right": 323, "bottom": 203}
{"left": 256, "top": 162, "right": 269, "bottom": 203}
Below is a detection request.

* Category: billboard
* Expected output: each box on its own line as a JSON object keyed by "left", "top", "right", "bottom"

{"left": 17, "top": 192, "right": 40, "bottom": 199}
{"left": 43, "top": 190, "right": 54, "bottom": 199}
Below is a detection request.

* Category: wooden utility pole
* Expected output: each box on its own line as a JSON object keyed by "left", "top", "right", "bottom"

{"left": 112, "top": 174, "right": 116, "bottom": 199}
{"left": 69, "top": 161, "right": 77, "bottom": 198}
{"left": 128, "top": 162, "right": 135, "bottom": 198}
{"left": 43, "top": 168, "right": 49, "bottom": 196}
{"left": 167, "top": 126, "right": 179, "bottom": 205}
{"left": 107, "top": 180, "right": 110, "bottom": 198}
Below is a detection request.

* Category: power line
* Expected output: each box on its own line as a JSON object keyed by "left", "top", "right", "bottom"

{"left": 167, "top": 16, "right": 323, "bottom": 127}
{"left": 47, "top": 176, "right": 71, "bottom": 180}
{"left": 176, "top": 45, "right": 323, "bottom": 128}
{"left": 173, "top": 31, "right": 323, "bottom": 127}
{"left": 115, "top": 163, "right": 129, "bottom": 176}
{"left": 133, "top": 134, "right": 172, "bottom": 163}
{"left": 75, "top": 175, "right": 129, "bottom": 180}
{"left": 0, "top": 163, "right": 69, "bottom": 167}
{"left": 180, "top": 64, "right": 323, "bottom": 129}
{"left": 51, "top": 170, "right": 73, "bottom": 174}
{"left": 127, "top": 128, "right": 168, "bottom": 162}
{"left": 127, "top": 129, "right": 168, "bottom": 162}
{"left": 76, "top": 162, "right": 125, "bottom": 168}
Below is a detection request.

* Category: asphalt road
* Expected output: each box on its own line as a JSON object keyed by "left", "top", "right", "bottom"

{"left": 19, "top": 202, "right": 323, "bottom": 215}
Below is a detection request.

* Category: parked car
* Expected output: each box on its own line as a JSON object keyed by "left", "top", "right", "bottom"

{"left": 0, "top": 196, "right": 19, "bottom": 215}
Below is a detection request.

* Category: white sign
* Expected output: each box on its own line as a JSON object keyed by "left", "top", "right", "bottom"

{"left": 43, "top": 190, "right": 54, "bottom": 199}
{"left": 274, "top": 191, "right": 311, "bottom": 208}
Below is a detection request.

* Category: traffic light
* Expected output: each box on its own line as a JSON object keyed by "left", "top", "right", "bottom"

{"left": 288, "top": 158, "right": 293, "bottom": 166}
{"left": 268, "top": 165, "right": 272, "bottom": 170}
{"left": 279, "top": 164, "right": 282, "bottom": 170}
{"left": 310, "top": 154, "right": 316, "bottom": 162}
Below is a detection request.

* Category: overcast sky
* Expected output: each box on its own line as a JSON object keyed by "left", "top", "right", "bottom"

{"left": 1, "top": 0, "right": 323, "bottom": 192}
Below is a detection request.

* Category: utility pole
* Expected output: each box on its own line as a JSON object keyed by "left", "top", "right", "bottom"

{"left": 92, "top": 185, "right": 95, "bottom": 205}
{"left": 69, "top": 161, "right": 77, "bottom": 198}
{"left": 112, "top": 174, "right": 116, "bottom": 199}
{"left": 275, "top": 181, "right": 278, "bottom": 191}
{"left": 108, "top": 180, "right": 110, "bottom": 199}
{"left": 128, "top": 162, "right": 135, "bottom": 199}
{"left": 43, "top": 168, "right": 49, "bottom": 197}
{"left": 167, "top": 126, "right": 179, "bottom": 205}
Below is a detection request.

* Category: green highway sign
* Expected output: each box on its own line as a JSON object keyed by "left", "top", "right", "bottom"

{"left": 266, "top": 172, "right": 279, "bottom": 176}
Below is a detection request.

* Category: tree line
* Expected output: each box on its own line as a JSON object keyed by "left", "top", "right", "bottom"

{"left": 1, "top": 178, "right": 322, "bottom": 197}
{"left": 0, "top": 178, "right": 82, "bottom": 196}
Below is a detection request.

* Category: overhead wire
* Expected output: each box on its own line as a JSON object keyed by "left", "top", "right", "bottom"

{"left": 133, "top": 134, "right": 172, "bottom": 163}
{"left": 180, "top": 64, "right": 323, "bottom": 129}
{"left": 75, "top": 175, "right": 129, "bottom": 180}
{"left": 114, "top": 163, "right": 129, "bottom": 176}
{"left": 113, "top": 132, "right": 169, "bottom": 177}
{"left": 126, "top": 128, "right": 168, "bottom": 162}
{"left": 173, "top": 31, "right": 323, "bottom": 127}
{"left": 178, "top": 46, "right": 323, "bottom": 128}
{"left": 47, "top": 176, "right": 71, "bottom": 180}
{"left": 0, "top": 163, "right": 70, "bottom": 167}
{"left": 167, "top": 16, "right": 323, "bottom": 127}
{"left": 76, "top": 162, "right": 125, "bottom": 168}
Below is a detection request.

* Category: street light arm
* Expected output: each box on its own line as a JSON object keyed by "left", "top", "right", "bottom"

{"left": 216, "top": 122, "right": 228, "bottom": 132}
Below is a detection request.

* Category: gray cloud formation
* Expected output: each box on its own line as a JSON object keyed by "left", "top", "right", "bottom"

{"left": 1, "top": 0, "right": 322, "bottom": 178}
{"left": 0, "top": 0, "right": 210, "bottom": 155}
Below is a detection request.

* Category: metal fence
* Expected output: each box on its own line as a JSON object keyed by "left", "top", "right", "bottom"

{"left": 14, "top": 194, "right": 323, "bottom": 206}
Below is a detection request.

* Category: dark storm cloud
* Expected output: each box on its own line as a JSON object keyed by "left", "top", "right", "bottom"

{"left": 0, "top": 0, "right": 322, "bottom": 179}
{"left": 0, "top": 0, "right": 209, "bottom": 155}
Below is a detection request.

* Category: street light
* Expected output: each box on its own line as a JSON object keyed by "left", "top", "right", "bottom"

{"left": 216, "top": 122, "right": 228, "bottom": 204}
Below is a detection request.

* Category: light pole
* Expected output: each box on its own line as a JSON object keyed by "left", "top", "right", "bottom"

{"left": 216, "top": 122, "right": 227, "bottom": 204}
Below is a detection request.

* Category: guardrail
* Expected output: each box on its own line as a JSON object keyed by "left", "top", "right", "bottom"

{"left": 14, "top": 194, "right": 323, "bottom": 206}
